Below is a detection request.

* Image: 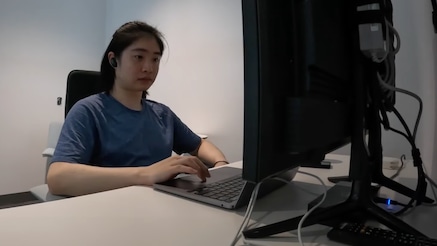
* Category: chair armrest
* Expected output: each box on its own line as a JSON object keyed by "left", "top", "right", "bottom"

{"left": 46, "top": 122, "right": 63, "bottom": 148}
{"left": 196, "top": 134, "right": 208, "bottom": 139}
{"left": 42, "top": 148, "right": 55, "bottom": 157}
{"left": 30, "top": 184, "right": 68, "bottom": 202}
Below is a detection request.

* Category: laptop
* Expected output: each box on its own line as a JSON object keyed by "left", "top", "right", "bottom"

{"left": 153, "top": 166, "right": 298, "bottom": 209}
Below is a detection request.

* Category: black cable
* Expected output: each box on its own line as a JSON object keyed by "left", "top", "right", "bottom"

{"left": 432, "top": 0, "right": 437, "bottom": 33}
{"left": 394, "top": 197, "right": 416, "bottom": 216}
{"left": 368, "top": 0, "right": 429, "bottom": 214}
{"left": 389, "top": 107, "right": 427, "bottom": 214}
{"left": 386, "top": 126, "right": 412, "bottom": 145}
{"left": 382, "top": 125, "right": 419, "bottom": 215}
{"left": 391, "top": 108, "right": 414, "bottom": 144}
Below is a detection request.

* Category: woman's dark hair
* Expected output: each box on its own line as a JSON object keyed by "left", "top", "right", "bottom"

{"left": 100, "top": 21, "right": 165, "bottom": 98}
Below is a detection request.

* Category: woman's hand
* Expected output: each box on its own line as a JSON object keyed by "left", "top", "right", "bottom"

{"left": 139, "top": 155, "right": 211, "bottom": 185}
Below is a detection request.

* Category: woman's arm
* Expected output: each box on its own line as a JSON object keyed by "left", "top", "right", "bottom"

{"left": 190, "top": 139, "right": 228, "bottom": 167}
{"left": 47, "top": 155, "right": 210, "bottom": 197}
{"left": 47, "top": 162, "right": 142, "bottom": 196}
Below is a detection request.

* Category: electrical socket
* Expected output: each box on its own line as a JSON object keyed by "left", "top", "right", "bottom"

{"left": 382, "top": 157, "right": 401, "bottom": 170}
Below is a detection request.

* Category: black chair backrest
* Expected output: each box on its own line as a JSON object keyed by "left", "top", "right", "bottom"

{"left": 65, "top": 70, "right": 102, "bottom": 118}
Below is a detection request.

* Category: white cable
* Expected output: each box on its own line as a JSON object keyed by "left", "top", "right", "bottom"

{"left": 386, "top": 20, "right": 401, "bottom": 54}
{"left": 377, "top": 70, "right": 421, "bottom": 104}
{"left": 377, "top": 71, "right": 423, "bottom": 140}
{"left": 389, "top": 159, "right": 404, "bottom": 180}
{"left": 377, "top": 18, "right": 424, "bottom": 141}
{"left": 231, "top": 171, "right": 327, "bottom": 246}
{"left": 295, "top": 170, "right": 328, "bottom": 246}
{"left": 230, "top": 181, "right": 262, "bottom": 246}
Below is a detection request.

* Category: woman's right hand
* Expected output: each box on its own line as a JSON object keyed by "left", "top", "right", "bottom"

{"left": 139, "top": 155, "right": 211, "bottom": 185}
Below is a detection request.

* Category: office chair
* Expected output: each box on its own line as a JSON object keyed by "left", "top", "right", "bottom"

{"left": 30, "top": 70, "right": 101, "bottom": 202}
{"left": 64, "top": 70, "right": 101, "bottom": 117}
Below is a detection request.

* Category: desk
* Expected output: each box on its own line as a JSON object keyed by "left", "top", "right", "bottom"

{"left": 0, "top": 154, "right": 436, "bottom": 246}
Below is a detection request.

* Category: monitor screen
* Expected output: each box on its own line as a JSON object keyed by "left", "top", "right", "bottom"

{"left": 242, "top": 0, "right": 355, "bottom": 183}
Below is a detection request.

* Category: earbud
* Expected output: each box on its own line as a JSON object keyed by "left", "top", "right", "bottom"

{"left": 109, "top": 58, "right": 118, "bottom": 67}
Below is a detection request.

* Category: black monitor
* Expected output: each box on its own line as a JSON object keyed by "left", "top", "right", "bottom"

{"left": 241, "top": 0, "right": 427, "bottom": 239}
{"left": 242, "top": 0, "right": 354, "bottom": 183}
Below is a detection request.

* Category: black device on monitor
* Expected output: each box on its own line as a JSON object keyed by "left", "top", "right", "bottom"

{"left": 241, "top": 0, "right": 427, "bottom": 239}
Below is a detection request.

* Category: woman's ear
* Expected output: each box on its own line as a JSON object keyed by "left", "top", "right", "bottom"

{"left": 107, "top": 51, "right": 115, "bottom": 61}
{"left": 107, "top": 52, "right": 117, "bottom": 68}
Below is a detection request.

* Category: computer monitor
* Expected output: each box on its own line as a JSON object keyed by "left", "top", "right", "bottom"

{"left": 242, "top": 0, "right": 354, "bottom": 183}
{"left": 240, "top": 0, "right": 427, "bottom": 239}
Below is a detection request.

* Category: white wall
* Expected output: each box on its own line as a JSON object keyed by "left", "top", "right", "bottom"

{"left": 0, "top": 0, "right": 436, "bottom": 195}
{"left": 0, "top": 0, "right": 106, "bottom": 195}
{"left": 390, "top": 0, "right": 437, "bottom": 181}
{"left": 106, "top": 0, "right": 244, "bottom": 162}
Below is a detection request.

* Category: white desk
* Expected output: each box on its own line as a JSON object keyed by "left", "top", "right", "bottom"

{"left": 0, "top": 154, "right": 436, "bottom": 246}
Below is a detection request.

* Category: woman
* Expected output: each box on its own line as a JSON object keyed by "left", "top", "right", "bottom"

{"left": 47, "top": 21, "right": 228, "bottom": 197}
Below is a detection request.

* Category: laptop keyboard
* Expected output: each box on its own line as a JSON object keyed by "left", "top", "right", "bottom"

{"left": 191, "top": 176, "right": 245, "bottom": 203}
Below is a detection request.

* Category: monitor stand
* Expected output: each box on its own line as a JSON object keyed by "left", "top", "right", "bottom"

{"left": 242, "top": 179, "right": 427, "bottom": 239}
{"left": 243, "top": 54, "right": 427, "bottom": 239}
{"left": 327, "top": 165, "right": 434, "bottom": 204}
{"left": 243, "top": 161, "right": 427, "bottom": 239}
{"left": 242, "top": 104, "right": 427, "bottom": 239}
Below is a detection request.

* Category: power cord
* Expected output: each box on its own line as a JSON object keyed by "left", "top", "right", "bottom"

{"left": 390, "top": 107, "right": 427, "bottom": 215}
{"left": 420, "top": 163, "right": 437, "bottom": 207}
{"left": 386, "top": 20, "right": 400, "bottom": 55}
{"left": 377, "top": 73, "right": 423, "bottom": 141}
{"left": 432, "top": 0, "right": 437, "bottom": 33}
{"left": 388, "top": 154, "right": 405, "bottom": 180}
{"left": 230, "top": 180, "right": 263, "bottom": 246}
{"left": 372, "top": 18, "right": 430, "bottom": 214}
{"left": 230, "top": 170, "right": 328, "bottom": 246}
{"left": 360, "top": 0, "right": 431, "bottom": 216}
{"left": 293, "top": 170, "right": 328, "bottom": 246}
{"left": 373, "top": 154, "right": 437, "bottom": 213}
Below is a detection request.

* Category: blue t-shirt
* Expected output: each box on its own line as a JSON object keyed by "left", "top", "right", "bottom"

{"left": 51, "top": 93, "right": 201, "bottom": 167}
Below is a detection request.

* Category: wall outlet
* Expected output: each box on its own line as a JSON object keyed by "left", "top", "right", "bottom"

{"left": 382, "top": 157, "right": 401, "bottom": 170}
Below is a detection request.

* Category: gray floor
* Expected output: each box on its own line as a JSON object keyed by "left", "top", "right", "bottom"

{"left": 0, "top": 192, "right": 41, "bottom": 209}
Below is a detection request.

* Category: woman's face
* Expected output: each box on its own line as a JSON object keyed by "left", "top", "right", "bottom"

{"left": 112, "top": 36, "right": 162, "bottom": 93}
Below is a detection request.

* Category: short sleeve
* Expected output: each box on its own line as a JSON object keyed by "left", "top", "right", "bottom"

{"left": 50, "top": 102, "right": 97, "bottom": 164}
{"left": 171, "top": 110, "right": 201, "bottom": 155}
